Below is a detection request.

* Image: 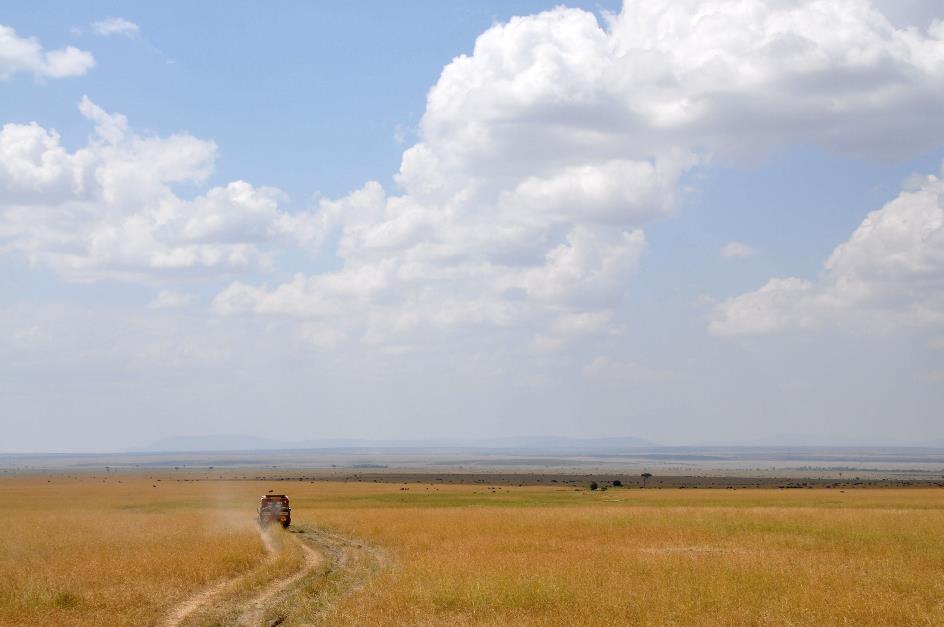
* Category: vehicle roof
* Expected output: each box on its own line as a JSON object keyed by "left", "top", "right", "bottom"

{"left": 261, "top": 494, "right": 288, "bottom": 498}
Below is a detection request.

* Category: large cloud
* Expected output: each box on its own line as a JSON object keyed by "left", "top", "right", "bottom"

{"left": 711, "top": 164, "right": 944, "bottom": 335}
{"left": 4, "top": 1, "right": 944, "bottom": 345}
{"left": 414, "top": 0, "right": 944, "bottom": 179}
{"left": 215, "top": 0, "right": 944, "bottom": 346}
{"left": 0, "top": 97, "right": 316, "bottom": 281}
{"left": 0, "top": 24, "right": 94, "bottom": 80}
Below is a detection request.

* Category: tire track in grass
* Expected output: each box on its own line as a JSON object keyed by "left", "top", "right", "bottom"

{"left": 162, "top": 525, "right": 384, "bottom": 626}
{"left": 235, "top": 535, "right": 324, "bottom": 625}
{"left": 276, "top": 527, "right": 389, "bottom": 625}
{"left": 161, "top": 526, "right": 283, "bottom": 627}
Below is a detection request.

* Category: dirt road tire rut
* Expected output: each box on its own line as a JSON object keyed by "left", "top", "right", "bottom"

{"left": 162, "top": 526, "right": 384, "bottom": 626}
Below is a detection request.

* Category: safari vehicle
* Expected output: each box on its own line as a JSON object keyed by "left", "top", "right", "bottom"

{"left": 258, "top": 494, "right": 291, "bottom": 528}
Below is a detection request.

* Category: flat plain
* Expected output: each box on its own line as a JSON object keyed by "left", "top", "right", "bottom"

{"left": 2, "top": 471, "right": 943, "bottom": 625}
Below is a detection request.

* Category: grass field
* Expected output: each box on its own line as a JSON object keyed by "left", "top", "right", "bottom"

{"left": 1, "top": 473, "right": 943, "bottom": 625}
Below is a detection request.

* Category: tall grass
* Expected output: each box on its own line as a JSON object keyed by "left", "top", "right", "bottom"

{"left": 301, "top": 484, "right": 944, "bottom": 626}
{"left": 2, "top": 475, "right": 942, "bottom": 625}
{"left": 0, "top": 474, "right": 265, "bottom": 626}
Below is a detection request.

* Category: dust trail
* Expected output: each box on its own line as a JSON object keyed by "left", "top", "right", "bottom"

{"left": 258, "top": 526, "right": 276, "bottom": 554}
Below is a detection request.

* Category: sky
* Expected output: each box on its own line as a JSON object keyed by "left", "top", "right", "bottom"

{"left": 1, "top": 1, "right": 943, "bottom": 453}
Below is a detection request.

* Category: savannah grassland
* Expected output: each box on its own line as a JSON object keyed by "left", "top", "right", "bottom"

{"left": 1, "top": 472, "right": 943, "bottom": 626}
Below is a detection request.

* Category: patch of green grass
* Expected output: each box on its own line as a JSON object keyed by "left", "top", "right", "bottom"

{"left": 52, "top": 591, "right": 81, "bottom": 610}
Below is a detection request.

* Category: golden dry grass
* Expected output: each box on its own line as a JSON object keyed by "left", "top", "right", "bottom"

{"left": 182, "top": 527, "right": 306, "bottom": 627}
{"left": 0, "top": 473, "right": 267, "bottom": 626}
{"left": 1, "top": 474, "right": 943, "bottom": 626}
{"left": 298, "top": 485, "right": 944, "bottom": 626}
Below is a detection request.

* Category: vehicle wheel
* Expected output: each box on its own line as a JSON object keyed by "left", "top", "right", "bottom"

{"left": 282, "top": 521, "right": 290, "bottom": 528}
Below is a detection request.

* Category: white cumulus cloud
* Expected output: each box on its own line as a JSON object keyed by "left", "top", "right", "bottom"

{"left": 148, "top": 290, "right": 196, "bottom": 309}
{"left": 6, "top": 1, "right": 944, "bottom": 350}
{"left": 0, "top": 24, "right": 94, "bottom": 80}
{"left": 213, "top": 0, "right": 944, "bottom": 348}
{"left": 0, "top": 97, "right": 318, "bottom": 281}
{"left": 90, "top": 18, "right": 140, "bottom": 37}
{"left": 720, "top": 242, "right": 755, "bottom": 258}
{"left": 711, "top": 164, "right": 944, "bottom": 336}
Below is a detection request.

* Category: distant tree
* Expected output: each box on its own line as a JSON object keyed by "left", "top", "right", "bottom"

{"left": 612, "top": 479, "right": 623, "bottom": 487}
{"left": 589, "top": 481, "right": 599, "bottom": 490}
{"left": 641, "top": 472, "right": 653, "bottom": 487}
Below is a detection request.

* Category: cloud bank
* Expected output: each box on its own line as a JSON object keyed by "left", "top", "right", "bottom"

{"left": 0, "top": 24, "right": 94, "bottom": 80}
{"left": 3, "top": 0, "right": 944, "bottom": 349}
{"left": 214, "top": 0, "right": 944, "bottom": 347}
{"left": 0, "top": 97, "right": 318, "bottom": 281}
{"left": 3, "top": 1, "right": 944, "bottom": 450}
{"left": 712, "top": 164, "right": 944, "bottom": 335}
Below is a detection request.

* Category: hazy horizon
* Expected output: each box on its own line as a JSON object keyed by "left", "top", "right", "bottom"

{"left": 3, "top": 1, "right": 943, "bottom": 453}
{"left": 3, "top": 432, "right": 944, "bottom": 457}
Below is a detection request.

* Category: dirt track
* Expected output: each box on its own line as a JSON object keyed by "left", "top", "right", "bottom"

{"left": 235, "top": 535, "right": 324, "bottom": 625}
{"left": 162, "top": 568, "right": 245, "bottom": 627}
{"left": 162, "top": 525, "right": 383, "bottom": 626}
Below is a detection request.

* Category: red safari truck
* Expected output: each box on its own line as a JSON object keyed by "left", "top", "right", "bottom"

{"left": 257, "top": 494, "right": 291, "bottom": 528}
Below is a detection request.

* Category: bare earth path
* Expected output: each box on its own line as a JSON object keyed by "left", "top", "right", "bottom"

{"left": 162, "top": 574, "right": 246, "bottom": 627}
{"left": 235, "top": 535, "right": 324, "bottom": 625}
{"left": 161, "top": 527, "right": 284, "bottom": 627}
{"left": 161, "top": 526, "right": 384, "bottom": 626}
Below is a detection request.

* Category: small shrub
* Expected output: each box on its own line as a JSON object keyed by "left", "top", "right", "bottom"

{"left": 589, "top": 481, "right": 598, "bottom": 490}
{"left": 53, "top": 591, "right": 81, "bottom": 609}
{"left": 612, "top": 480, "right": 622, "bottom": 487}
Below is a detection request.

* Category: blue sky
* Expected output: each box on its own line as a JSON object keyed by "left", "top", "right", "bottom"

{"left": 2, "top": 1, "right": 943, "bottom": 452}
{"left": 5, "top": 2, "right": 620, "bottom": 200}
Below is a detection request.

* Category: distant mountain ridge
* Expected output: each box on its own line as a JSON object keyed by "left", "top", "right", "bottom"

{"left": 141, "top": 434, "right": 657, "bottom": 453}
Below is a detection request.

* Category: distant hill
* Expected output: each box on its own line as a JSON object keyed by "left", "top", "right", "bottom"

{"left": 143, "top": 434, "right": 287, "bottom": 452}
{"left": 141, "top": 434, "right": 657, "bottom": 453}
{"left": 457, "top": 436, "right": 656, "bottom": 450}
{"left": 733, "top": 434, "right": 921, "bottom": 447}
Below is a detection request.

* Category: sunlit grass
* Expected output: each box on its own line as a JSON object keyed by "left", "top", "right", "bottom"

{"left": 0, "top": 474, "right": 265, "bottom": 626}
{"left": 1, "top": 474, "right": 943, "bottom": 625}
{"left": 302, "top": 484, "right": 944, "bottom": 626}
